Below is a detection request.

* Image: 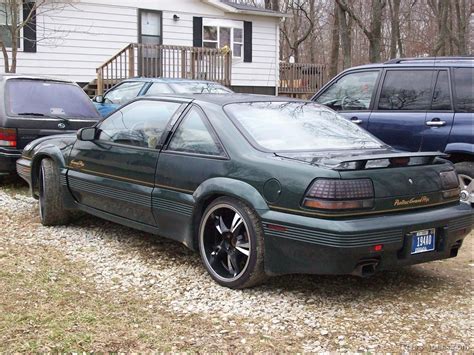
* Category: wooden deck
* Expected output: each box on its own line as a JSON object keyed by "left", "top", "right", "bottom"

{"left": 96, "top": 43, "right": 232, "bottom": 95}
{"left": 279, "top": 63, "right": 327, "bottom": 97}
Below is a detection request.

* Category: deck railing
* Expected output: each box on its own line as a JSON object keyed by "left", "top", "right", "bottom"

{"left": 279, "top": 63, "right": 327, "bottom": 96}
{"left": 96, "top": 43, "right": 232, "bottom": 95}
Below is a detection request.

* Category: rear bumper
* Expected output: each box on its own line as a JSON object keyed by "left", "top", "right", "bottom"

{"left": 0, "top": 148, "right": 22, "bottom": 174}
{"left": 261, "top": 204, "right": 473, "bottom": 276}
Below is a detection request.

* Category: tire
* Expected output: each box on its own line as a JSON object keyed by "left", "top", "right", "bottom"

{"left": 198, "top": 196, "right": 267, "bottom": 289}
{"left": 454, "top": 161, "right": 474, "bottom": 205}
{"left": 38, "top": 159, "right": 70, "bottom": 226}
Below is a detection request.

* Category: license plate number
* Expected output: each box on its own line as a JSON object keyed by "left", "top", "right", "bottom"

{"left": 411, "top": 229, "right": 436, "bottom": 254}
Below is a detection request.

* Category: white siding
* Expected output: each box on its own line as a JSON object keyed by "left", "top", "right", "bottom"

{"left": 4, "top": 0, "right": 280, "bottom": 88}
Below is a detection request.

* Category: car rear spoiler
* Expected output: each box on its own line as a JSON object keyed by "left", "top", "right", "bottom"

{"left": 322, "top": 152, "right": 449, "bottom": 170}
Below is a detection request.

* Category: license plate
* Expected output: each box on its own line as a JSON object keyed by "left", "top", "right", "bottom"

{"left": 410, "top": 229, "right": 436, "bottom": 254}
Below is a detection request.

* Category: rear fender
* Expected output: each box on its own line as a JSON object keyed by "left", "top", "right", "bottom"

{"left": 190, "top": 177, "right": 269, "bottom": 249}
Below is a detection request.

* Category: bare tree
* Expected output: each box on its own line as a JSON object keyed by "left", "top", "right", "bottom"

{"left": 388, "top": 0, "right": 402, "bottom": 58}
{"left": 0, "top": 0, "right": 77, "bottom": 73}
{"left": 328, "top": 1, "right": 339, "bottom": 77}
{"left": 336, "top": 0, "right": 386, "bottom": 63}
{"left": 338, "top": 1, "right": 352, "bottom": 68}
{"left": 281, "top": 0, "right": 314, "bottom": 62}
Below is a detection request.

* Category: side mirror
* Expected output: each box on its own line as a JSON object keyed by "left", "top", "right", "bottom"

{"left": 94, "top": 95, "right": 105, "bottom": 104}
{"left": 77, "top": 127, "right": 97, "bottom": 141}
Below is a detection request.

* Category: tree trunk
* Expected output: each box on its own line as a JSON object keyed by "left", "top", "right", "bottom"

{"left": 388, "top": 0, "right": 401, "bottom": 58}
{"left": 338, "top": 5, "right": 352, "bottom": 69}
{"left": 368, "top": 0, "right": 385, "bottom": 63}
{"left": 329, "top": 1, "right": 340, "bottom": 78}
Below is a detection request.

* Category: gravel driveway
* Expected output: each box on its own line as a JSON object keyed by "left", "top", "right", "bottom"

{"left": 1, "top": 185, "right": 472, "bottom": 352}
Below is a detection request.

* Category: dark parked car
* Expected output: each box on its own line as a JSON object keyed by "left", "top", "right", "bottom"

{"left": 312, "top": 57, "right": 473, "bottom": 204}
{"left": 93, "top": 78, "right": 233, "bottom": 117}
{"left": 17, "top": 95, "right": 472, "bottom": 289}
{"left": 0, "top": 75, "right": 101, "bottom": 177}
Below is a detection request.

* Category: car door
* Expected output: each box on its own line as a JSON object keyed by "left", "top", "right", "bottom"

{"left": 421, "top": 69, "right": 455, "bottom": 152}
{"left": 312, "top": 70, "right": 381, "bottom": 129}
{"left": 368, "top": 69, "right": 438, "bottom": 151}
{"left": 67, "top": 99, "right": 185, "bottom": 225}
{"left": 95, "top": 81, "right": 148, "bottom": 117}
{"left": 152, "top": 104, "right": 229, "bottom": 244}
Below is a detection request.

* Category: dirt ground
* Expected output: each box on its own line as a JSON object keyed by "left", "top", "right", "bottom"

{"left": 0, "top": 177, "right": 472, "bottom": 352}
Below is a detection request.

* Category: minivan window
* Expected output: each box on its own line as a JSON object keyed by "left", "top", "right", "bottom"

{"left": 431, "top": 71, "right": 452, "bottom": 111}
{"left": 453, "top": 68, "right": 474, "bottom": 113}
{"left": 7, "top": 80, "right": 100, "bottom": 119}
{"left": 378, "top": 70, "right": 436, "bottom": 111}
{"left": 226, "top": 102, "right": 383, "bottom": 152}
{"left": 314, "top": 71, "right": 379, "bottom": 111}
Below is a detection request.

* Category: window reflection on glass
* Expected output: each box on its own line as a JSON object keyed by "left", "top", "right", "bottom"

{"left": 453, "top": 68, "right": 474, "bottom": 113}
{"left": 378, "top": 70, "right": 436, "bottom": 111}
{"left": 226, "top": 102, "right": 383, "bottom": 152}
{"left": 168, "top": 107, "right": 223, "bottom": 156}
{"left": 203, "top": 26, "right": 218, "bottom": 41}
{"left": 431, "top": 71, "right": 452, "bottom": 111}
{"left": 315, "top": 71, "right": 379, "bottom": 111}
{"left": 104, "top": 82, "right": 145, "bottom": 104}
{"left": 0, "top": 4, "right": 14, "bottom": 47}
{"left": 99, "top": 100, "right": 181, "bottom": 148}
{"left": 219, "top": 27, "right": 231, "bottom": 48}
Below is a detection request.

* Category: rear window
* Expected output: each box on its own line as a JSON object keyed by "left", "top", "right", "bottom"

{"left": 453, "top": 68, "right": 474, "bottom": 113}
{"left": 6, "top": 79, "right": 100, "bottom": 119}
{"left": 225, "top": 102, "right": 383, "bottom": 152}
{"left": 169, "top": 82, "right": 233, "bottom": 94}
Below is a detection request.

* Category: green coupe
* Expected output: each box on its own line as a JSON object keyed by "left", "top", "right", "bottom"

{"left": 17, "top": 95, "right": 472, "bottom": 289}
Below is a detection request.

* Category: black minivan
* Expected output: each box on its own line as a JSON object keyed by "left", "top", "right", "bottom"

{"left": 0, "top": 75, "right": 101, "bottom": 176}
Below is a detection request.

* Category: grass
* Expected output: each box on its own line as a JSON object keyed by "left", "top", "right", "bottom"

{"left": 0, "top": 242, "right": 297, "bottom": 352}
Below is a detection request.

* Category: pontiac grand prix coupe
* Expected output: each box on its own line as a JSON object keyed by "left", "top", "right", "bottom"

{"left": 17, "top": 95, "right": 472, "bottom": 289}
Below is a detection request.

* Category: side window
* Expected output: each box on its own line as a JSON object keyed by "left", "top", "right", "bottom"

{"left": 314, "top": 71, "right": 379, "bottom": 111}
{"left": 378, "top": 70, "right": 436, "bottom": 111}
{"left": 168, "top": 107, "right": 224, "bottom": 156}
{"left": 98, "top": 100, "right": 181, "bottom": 148}
{"left": 145, "top": 82, "right": 174, "bottom": 95}
{"left": 453, "top": 68, "right": 474, "bottom": 113}
{"left": 104, "top": 82, "right": 145, "bottom": 104}
{"left": 431, "top": 71, "right": 452, "bottom": 111}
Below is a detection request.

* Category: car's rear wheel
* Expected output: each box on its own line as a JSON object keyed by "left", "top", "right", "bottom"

{"left": 198, "top": 197, "right": 267, "bottom": 289}
{"left": 38, "top": 159, "right": 70, "bottom": 226}
{"left": 455, "top": 162, "right": 473, "bottom": 205}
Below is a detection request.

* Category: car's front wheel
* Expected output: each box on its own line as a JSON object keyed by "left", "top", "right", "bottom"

{"left": 455, "top": 162, "right": 473, "bottom": 205}
{"left": 198, "top": 197, "right": 267, "bottom": 289}
{"left": 38, "top": 159, "right": 70, "bottom": 226}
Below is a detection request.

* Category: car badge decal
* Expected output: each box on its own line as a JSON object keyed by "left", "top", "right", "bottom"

{"left": 58, "top": 122, "right": 66, "bottom": 129}
{"left": 394, "top": 196, "right": 430, "bottom": 207}
{"left": 70, "top": 160, "right": 85, "bottom": 169}
{"left": 408, "top": 178, "right": 414, "bottom": 185}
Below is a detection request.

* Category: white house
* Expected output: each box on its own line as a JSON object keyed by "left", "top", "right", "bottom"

{"left": 1, "top": 0, "right": 285, "bottom": 95}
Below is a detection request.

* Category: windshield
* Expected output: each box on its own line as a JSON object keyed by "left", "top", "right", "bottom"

{"left": 225, "top": 102, "right": 383, "bottom": 152}
{"left": 7, "top": 79, "right": 100, "bottom": 119}
{"left": 169, "top": 82, "right": 232, "bottom": 94}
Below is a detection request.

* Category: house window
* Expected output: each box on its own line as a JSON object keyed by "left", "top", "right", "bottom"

{"left": 202, "top": 19, "right": 243, "bottom": 58}
{"left": 0, "top": 3, "right": 14, "bottom": 48}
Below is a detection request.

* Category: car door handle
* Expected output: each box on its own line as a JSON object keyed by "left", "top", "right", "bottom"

{"left": 426, "top": 119, "right": 446, "bottom": 127}
{"left": 350, "top": 117, "right": 363, "bottom": 124}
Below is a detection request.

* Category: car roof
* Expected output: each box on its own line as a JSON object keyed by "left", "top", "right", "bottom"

{"left": 121, "top": 77, "right": 228, "bottom": 84}
{"left": 345, "top": 56, "right": 473, "bottom": 71}
{"left": 139, "top": 93, "right": 307, "bottom": 106}
{"left": 0, "top": 73, "right": 75, "bottom": 84}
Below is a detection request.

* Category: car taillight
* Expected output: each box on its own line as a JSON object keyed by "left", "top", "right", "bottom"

{"left": 303, "top": 178, "right": 374, "bottom": 211}
{"left": 0, "top": 128, "right": 17, "bottom": 147}
{"left": 440, "top": 170, "right": 460, "bottom": 199}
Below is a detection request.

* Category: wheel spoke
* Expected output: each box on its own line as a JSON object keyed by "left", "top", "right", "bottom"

{"left": 227, "top": 253, "right": 235, "bottom": 275}
{"left": 231, "top": 212, "right": 243, "bottom": 233}
{"left": 214, "top": 215, "right": 229, "bottom": 234}
{"left": 235, "top": 239, "right": 250, "bottom": 256}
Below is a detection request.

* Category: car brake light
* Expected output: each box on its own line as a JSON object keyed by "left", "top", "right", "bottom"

{"left": 440, "top": 170, "right": 461, "bottom": 199}
{"left": 303, "top": 178, "right": 374, "bottom": 211}
{"left": 0, "top": 128, "right": 17, "bottom": 147}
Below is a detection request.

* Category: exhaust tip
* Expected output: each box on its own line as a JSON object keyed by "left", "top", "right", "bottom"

{"left": 352, "top": 259, "right": 380, "bottom": 278}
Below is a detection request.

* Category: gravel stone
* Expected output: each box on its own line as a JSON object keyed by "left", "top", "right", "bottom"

{"left": 0, "top": 189, "right": 472, "bottom": 352}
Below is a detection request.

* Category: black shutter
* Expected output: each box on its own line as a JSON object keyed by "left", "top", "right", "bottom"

{"left": 23, "top": 1, "right": 37, "bottom": 53}
{"left": 193, "top": 17, "right": 203, "bottom": 47}
{"left": 243, "top": 21, "right": 252, "bottom": 63}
